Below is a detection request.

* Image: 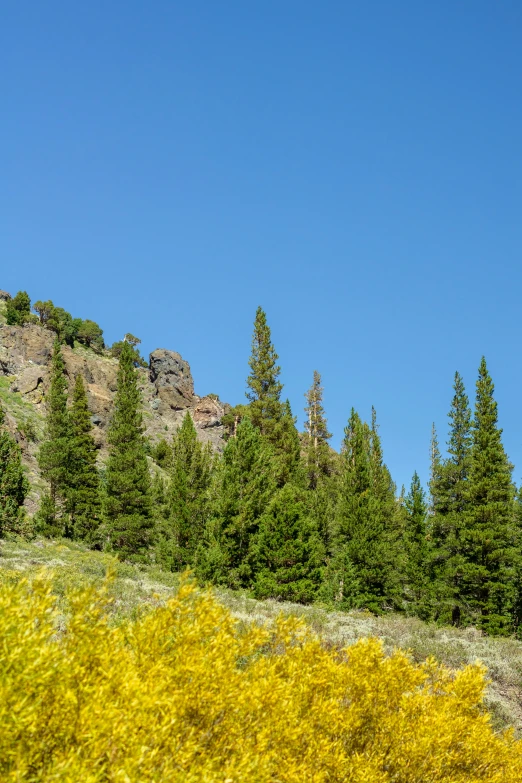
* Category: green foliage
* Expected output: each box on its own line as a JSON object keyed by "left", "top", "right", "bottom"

{"left": 155, "top": 413, "right": 214, "bottom": 571}
{"left": 221, "top": 403, "right": 251, "bottom": 439}
{"left": 403, "top": 471, "right": 431, "bottom": 617}
{"left": 331, "top": 408, "right": 403, "bottom": 613}
{"left": 37, "top": 341, "right": 72, "bottom": 536}
{"left": 463, "top": 357, "right": 517, "bottom": 634}
{"left": 304, "top": 370, "right": 333, "bottom": 489}
{"left": 5, "top": 291, "right": 31, "bottom": 325}
{"left": 273, "top": 399, "right": 303, "bottom": 487}
{"left": 253, "top": 483, "right": 324, "bottom": 603}
{"left": 104, "top": 341, "right": 153, "bottom": 561}
{"left": 0, "top": 405, "right": 29, "bottom": 536}
{"left": 33, "top": 299, "right": 54, "bottom": 325}
{"left": 47, "top": 306, "right": 81, "bottom": 346}
{"left": 76, "top": 319, "right": 104, "bottom": 352}
{"left": 246, "top": 306, "right": 283, "bottom": 440}
{"left": 430, "top": 372, "right": 473, "bottom": 625}
{"left": 110, "top": 334, "right": 147, "bottom": 367}
{"left": 151, "top": 437, "right": 172, "bottom": 467}
{"left": 199, "top": 419, "right": 277, "bottom": 589}
{"left": 67, "top": 375, "right": 101, "bottom": 543}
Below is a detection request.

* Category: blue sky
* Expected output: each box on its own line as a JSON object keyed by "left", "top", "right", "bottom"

{"left": 2, "top": 1, "right": 522, "bottom": 491}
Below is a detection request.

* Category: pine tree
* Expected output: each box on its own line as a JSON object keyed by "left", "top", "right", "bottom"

{"left": 0, "top": 406, "right": 29, "bottom": 536}
{"left": 67, "top": 374, "right": 101, "bottom": 543}
{"left": 104, "top": 340, "right": 153, "bottom": 561}
{"left": 430, "top": 372, "right": 472, "bottom": 625}
{"left": 404, "top": 471, "right": 430, "bottom": 617}
{"left": 253, "top": 483, "right": 324, "bottom": 603}
{"left": 156, "top": 412, "right": 214, "bottom": 571}
{"left": 428, "top": 422, "right": 441, "bottom": 516}
{"left": 273, "top": 399, "right": 303, "bottom": 486}
{"left": 246, "top": 307, "right": 284, "bottom": 440}
{"left": 199, "top": 418, "right": 276, "bottom": 589}
{"left": 304, "top": 370, "right": 332, "bottom": 489}
{"left": 37, "top": 340, "right": 72, "bottom": 536}
{"left": 328, "top": 409, "right": 402, "bottom": 613}
{"left": 463, "top": 357, "right": 517, "bottom": 634}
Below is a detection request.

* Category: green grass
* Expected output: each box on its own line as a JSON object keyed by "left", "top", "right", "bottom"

{"left": 1, "top": 536, "right": 521, "bottom": 735}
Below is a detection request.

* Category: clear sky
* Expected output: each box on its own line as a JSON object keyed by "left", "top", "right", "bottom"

{"left": 2, "top": 1, "right": 522, "bottom": 491}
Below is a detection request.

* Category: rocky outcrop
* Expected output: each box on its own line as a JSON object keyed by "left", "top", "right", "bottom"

{"left": 149, "top": 349, "right": 196, "bottom": 412}
{"left": 0, "top": 318, "right": 230, "bottom": 511}
{"left": 0, "top": 290, "right": 11, "bottom": 301}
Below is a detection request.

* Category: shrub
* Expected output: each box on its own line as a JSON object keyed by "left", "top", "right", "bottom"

{"left": 0, "top": 574, "right": 521, "bottom": 781}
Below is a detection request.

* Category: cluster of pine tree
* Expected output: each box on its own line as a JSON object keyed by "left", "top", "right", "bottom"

{"left": 3, "top": 304, "right": 522, "bottom": 636}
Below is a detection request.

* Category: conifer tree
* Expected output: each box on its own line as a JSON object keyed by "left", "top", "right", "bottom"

{"left": 104, "top": 340, "right": 153, "bottom": 561}
{"left": 0, "top": 406, "right": 29, "bottom": 536}
{"left": 273, "top": 399, "right": 303, "bottom": 487}
{"left": 404, "top": 471, "right": 430, "bottom": 617}
{"left": 67, "top": 374, "right": 101, "bottom": 543}
{"left": 199, "top": 418, "right": 276, "bottom": 589}
{"left": 327, "top": 409, "right": 402, "bottom": 612}
{"left": 428, "top": 422, "right": 441, "bottom": 516}
{"left": 37, "top": 340, "right": 72, "bottom": 536}
{"left": 463, "top": 357, "right": 517, "bottom": 634}
{"left": 253, "top": 483, "right": 324, "bottom": 603}
{"left": 156, "top": 412, "right": 214, "bottom": 571}
{"left": 430, "top": 372, "right": 472, "bottom": 625}
{"left": 246, "top": 307, "right": 283, "bottom": 440}
{"left": 304, "top": 370, "right": 332, "bottom": 489}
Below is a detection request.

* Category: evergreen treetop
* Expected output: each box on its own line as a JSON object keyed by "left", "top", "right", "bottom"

{"left": 304, "top": 370, "right": 332, "bottom": 488}
{"left": 246, "top": 307, "right": 283, "bottom": 438}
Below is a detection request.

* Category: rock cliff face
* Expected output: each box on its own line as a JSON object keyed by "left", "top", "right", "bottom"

{"left": 0, "top": 308, "right": 229, "bottom": 512}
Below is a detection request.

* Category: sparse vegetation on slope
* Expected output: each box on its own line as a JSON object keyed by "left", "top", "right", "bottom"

{"left": 2, "top": 561, "right": 522, "bottom": 782}
{"left": 1, "top": 537, "right": 522, "bottom": 736}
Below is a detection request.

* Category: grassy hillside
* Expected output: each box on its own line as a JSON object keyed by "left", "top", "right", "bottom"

{"left": 1, "top": 536, "right": 521, "bottom": 736}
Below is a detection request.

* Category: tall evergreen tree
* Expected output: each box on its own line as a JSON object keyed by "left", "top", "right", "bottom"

{"left": 199, "top": 418, "right": 276, "bottom": 589}
{"left": 67, "top": 374, "right": 101, "bottom": 543}
{"left": 428, "top": 422, "right": 441, "bottom": 516}
{"left": 0, "top": 406, "right": 29, "bottom": 536}
{"left": 156, "top": 412, "right": 214, "bottom": 571}
{"left": 37, "top": 340, "right": 72, "bottom": 536}
{"left": 246, "top": 307, "right": 284, "bottom": 440}
{"left": 325, "top": 409, "right": 402, "bottom": 613}
{"left": 304, "top": 370, "right": 332, "bottom": 489}
{"left": 253, "top": 483, "right": 324, "bottom": 603}
{"left": 430, "top": 372, "right": 472, "bottom": 625}
{"left": 104, "top": 340, "right": 153, "bottom": 561}
{"left": 463, "top": 357, "right": 517, "bottom": 634}
{"left": 404, "top": 471, "right": 430, "bottom": 617}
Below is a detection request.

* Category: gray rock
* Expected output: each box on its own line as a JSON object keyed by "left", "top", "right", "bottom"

{"left": 149, "top": 349, "right": 195, "bottom": 412}
{"left": 10, "top": 366, "right": 45, "bottom": 395}
{"left": 0, "top": 290, "right": 11, "bottom": 301}
{"left": 90, "top": 414, "right": 103, "bottom": 426}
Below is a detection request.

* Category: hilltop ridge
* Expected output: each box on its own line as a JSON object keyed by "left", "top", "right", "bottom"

{"left": 0, "top": 290, "right": 229, "bottom": 512}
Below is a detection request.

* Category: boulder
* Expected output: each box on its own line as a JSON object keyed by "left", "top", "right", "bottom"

{"left": 10, "top": 366, "right": 45, "bottom": 396}
{"left": 0, "top": 290, "right": 11, "bottom": 301}
{"left": 193, "top": 396, "right": 224, "bottom": 429}
{"left": 149, "top": 349, "right": 195, "bottom": 412}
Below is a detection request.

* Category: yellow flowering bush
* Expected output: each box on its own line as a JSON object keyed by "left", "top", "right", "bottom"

{"left": 0, "top": 573, "right": 521, "bottom": 782}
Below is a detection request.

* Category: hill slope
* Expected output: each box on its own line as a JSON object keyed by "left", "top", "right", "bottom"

{"left": 1, "top": 536, "right": 521, "bottom": 736}
{"left": 0, "top": 294, "right": 229, "bottom": 512}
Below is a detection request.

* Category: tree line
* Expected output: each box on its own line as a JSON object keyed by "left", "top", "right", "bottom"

{"left": 1, "top": 303, "right": 521, "bottom": 636}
